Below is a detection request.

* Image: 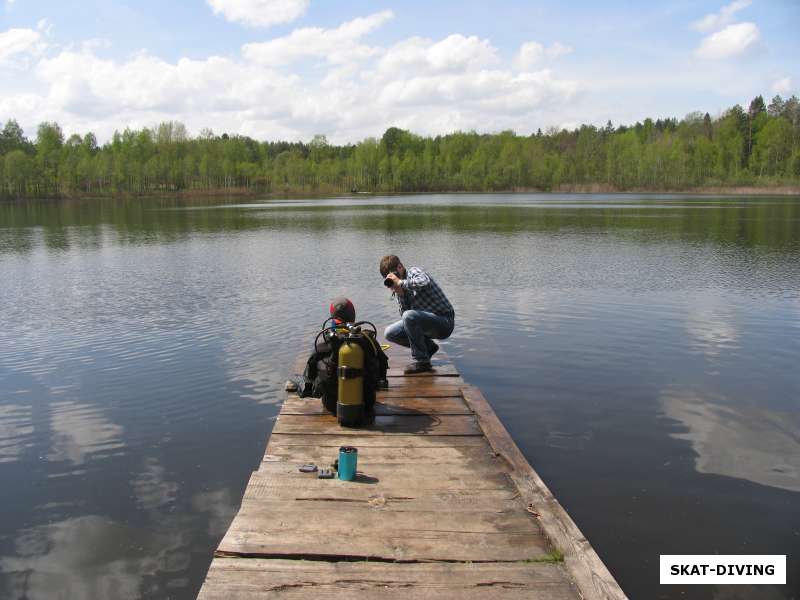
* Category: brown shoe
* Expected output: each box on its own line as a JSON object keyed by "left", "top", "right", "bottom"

{"left": 404, "top": 361, "right": 432, "bottom": 374}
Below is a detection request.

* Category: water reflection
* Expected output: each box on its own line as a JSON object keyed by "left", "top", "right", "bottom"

{"left": 0, "top": 403, "right": 34, "bottom": 464}
{"left": 661, "top": 387, "right": 800, "bottom": 492}
{"left": 0, "top": 516, "right": 158, "bottom": 600}
{"left": 685, "top": 293, "right": 739, "bottom": 359}
{"left": 132, "top": 458, "right": 178, "bottom": 511}
{"left": 47, "top": 401, "right": 125, "bottom": 465}
{"left": 191, "top": 489, "right": 239, "bottom": 538}
{"left": 2, "top": 195, "right": 799, "bottom": 254}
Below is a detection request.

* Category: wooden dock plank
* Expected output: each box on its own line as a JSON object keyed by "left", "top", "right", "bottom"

{"left": 217, "top": 529, "right": 549, "bottom": 563}
{"left": 198, "top": 559, "right": 578, "bottom": 600}
{"left": 262, "top": 443, "right": 501, "bottom": 465}
{"left": 378, "top": 385, "right": 465, "bottom": 398}
{"left": 243, "top": 470, "right": 515, "bottom": 493}
{"left": 266, "top": 433, "right": 489, "bottom": 448}
{"left": 281, "top": 394, "right": 471, "bottom": 415}
{"left": 257, "top": 459, "right": 510, "bottom": 480}
{"left": 382, "top": 376, "right": 464, "bottom": 387}
{"left": 272, "top": 414, "right": 482, "bottom": 436}
{"left": 385, "top": 363, "right": 460, "bottom": 377}
{"left": 239, "top": 492, "right": 528, "bottom": 514}
{"left": 224, "top": 505, "right": 540, "bottom": 536}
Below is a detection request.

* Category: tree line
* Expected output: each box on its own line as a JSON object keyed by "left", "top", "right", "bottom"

{"left": 1, "top": 94, "right": 799, "bottom": 199}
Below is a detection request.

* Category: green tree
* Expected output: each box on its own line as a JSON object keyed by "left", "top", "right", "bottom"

{"left": 753, "top": 117, "right": 793, "bottom": 176}
{"left": 0, "top": 119, "right": 31, "bottom": 155}
{"left": 36, "top": 122, "right": 64, "bottom": 194}
{"left": 5, "top": 150, "right": 32, "bottom": 195}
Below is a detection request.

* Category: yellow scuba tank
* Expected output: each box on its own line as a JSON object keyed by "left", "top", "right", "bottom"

{"left": 337, "top": 333, "right": 365, "bottom": 427}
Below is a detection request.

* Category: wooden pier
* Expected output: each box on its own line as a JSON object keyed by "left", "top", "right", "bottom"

{"left": 197, "top": 345, "right": 626, "bottom": 599}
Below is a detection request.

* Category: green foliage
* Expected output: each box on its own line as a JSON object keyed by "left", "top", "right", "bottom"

{"left": 525, "top": 549, "right": 564, "bottom": 563}
{"left": 0, "top": 119, "right": 33, "bottom": 155}
{"left": 2, "top": 94, "right": 800, "bottom": 199}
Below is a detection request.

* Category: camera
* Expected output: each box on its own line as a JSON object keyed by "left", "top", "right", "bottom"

{"left": 383, "top": 272, "right": 398, "bottom": 287}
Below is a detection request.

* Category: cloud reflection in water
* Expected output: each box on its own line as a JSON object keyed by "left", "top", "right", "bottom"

{"left": 662, "top": 387, "right": 800, "bottom": 493}
{"left": 47, "top": 401, "right": 125, "bottom": 465}
{"left": 0, "top": 516, "right": 157, "bottom": 600}
{"left": 0, "top": 403, "right": 34, "bottom": 464}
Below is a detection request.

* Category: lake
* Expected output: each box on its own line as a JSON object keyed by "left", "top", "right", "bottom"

{"left": 0, "top": 193, "right": 798, "bottom": 599}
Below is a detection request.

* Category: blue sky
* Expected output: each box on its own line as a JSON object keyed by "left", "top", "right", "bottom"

{"left": 1, "top": 0, "right": 798, "bottom": 143}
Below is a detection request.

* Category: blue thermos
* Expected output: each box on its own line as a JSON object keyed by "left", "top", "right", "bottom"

{"left": 338, "top": 446, "right": 358, "bottom": 481}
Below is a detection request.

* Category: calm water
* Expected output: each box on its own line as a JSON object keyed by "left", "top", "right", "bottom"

{"left": 0, "top": 194, "right": 798, "bottom": 600}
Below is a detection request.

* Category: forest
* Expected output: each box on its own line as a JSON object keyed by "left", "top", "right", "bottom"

{"left": 1, "top": 94, "right": 798, "bottom": 199}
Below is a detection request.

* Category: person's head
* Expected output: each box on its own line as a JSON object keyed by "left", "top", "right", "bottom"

{"left": 379, "top": 255, "right": 405, "bottom": 279}
{"left": 329, "top": 296, "right": 356, "bottom": 324}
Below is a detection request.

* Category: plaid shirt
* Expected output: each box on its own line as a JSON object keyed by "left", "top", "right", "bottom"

{"left": 396, "top": 267, "right": 455, "bottom": 319}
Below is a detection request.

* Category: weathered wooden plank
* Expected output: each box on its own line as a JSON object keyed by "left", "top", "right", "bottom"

{"left": 242, "top": 470, "right": 515, "bottom": 494}
{"left": 239, "top": 491, "right": 526, "bottom": 514}
{"left": 217, "top": 527, "right": 549, "bottom": 562}
{"left": 378, "top": 385, "right": 465, "bottom": 398}
{"left": 198, "top": 559, "right": 578, "bottom": 600}
{"left": 379, "top": 372, "right": 466, "bottom": 392}
{"left": 386, "top": 363, "right": 460, "bottom": 377}
{"left": 244, "top": 478, "right": 522, "bottom": 510}
{"left": 256, "top": 460, "right": 510, "bottom": 483}
{"left": 281, "top": 394, "right": 471, "bottom": 416}
{"left": 262, "top": 443, "right": 498, "bottom": 466}
{"left": 266, "top": 433, "right": 489, "bottom": 449}
{"left": 227, "top": 504, "right": 538, "bottom": 535}
{"left": 461, "top": 386, "right": 627, "bottom": 600}
{"left": 272, "top": 414, "right": 481, "bottom": 436}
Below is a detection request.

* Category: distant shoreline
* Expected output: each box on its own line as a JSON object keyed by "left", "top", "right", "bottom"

{"left": 3, "top": 184, "right": 800, "bottom": 203}
{"left": 551, "top": 184, "right": 800, "bottom": 196}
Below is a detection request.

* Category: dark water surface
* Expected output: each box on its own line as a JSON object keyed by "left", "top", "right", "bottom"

{"left": 0, "top": 194, "right": 798, "bottom": 599}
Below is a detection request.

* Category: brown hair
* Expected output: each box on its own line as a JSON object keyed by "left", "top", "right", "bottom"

{"left": 379, "top": 255, "right": 401, "bottom": 277}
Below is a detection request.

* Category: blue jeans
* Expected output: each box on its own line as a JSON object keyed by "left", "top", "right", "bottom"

{"left": 384, "top": 310, "right": 454, "bottom": 363}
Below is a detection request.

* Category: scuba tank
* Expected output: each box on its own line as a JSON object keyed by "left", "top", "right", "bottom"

{"left": 337, "top": 329, "right": 365, "bottom": 427}
{"left": 305, "top": 318, "right": 386, "bottom": 426}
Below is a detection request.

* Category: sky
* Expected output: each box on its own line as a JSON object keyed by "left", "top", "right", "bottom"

{"left": 0, "top": 0, "right": 798, "bottom": 144}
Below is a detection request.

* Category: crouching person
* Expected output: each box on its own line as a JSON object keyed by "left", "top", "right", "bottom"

{"left": 379, "top": 254, "right": 455, "bottom": 374}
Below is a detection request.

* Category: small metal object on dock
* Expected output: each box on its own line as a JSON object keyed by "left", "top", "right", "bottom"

{"left": 198, "top": 346, "right": 627, "bottom": 599}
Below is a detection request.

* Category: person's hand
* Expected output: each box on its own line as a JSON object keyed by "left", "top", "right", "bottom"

{"left": 386, "top": 272, "right": 404, "bottom": 294}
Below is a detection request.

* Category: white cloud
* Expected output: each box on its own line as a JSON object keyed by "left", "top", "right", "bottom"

{"left": 207, "top": 0, "right": 308, "bottom": 28}
{"left": 695, "top": 22, "right": 759, "bottom": 60}
{"left": 690, "top": 0, "right": 751, "bottom": 33}
{"left": 1, "top": 12, "right": 582, "bottom": 144}
{"left": 376, "top": 34, "right": 498, "bottom": 76}
{"left": 243, "top": 10, "right": 393, "bottom": 65}
{"left": 515, "top": 41, "right": 573, "bottom": 70}
{"left": 516, "top": 42, "right": 545, "bottom": 69}
{"left": 771, "top": 77, "right": 793, "bottom": 95}
{"left": 0, "top": 27, "right": 45, "bottom": 64}
{"left": 38, "top": 49, "right": 294, "bottom": 109}
{"left": 547, "top": 42, "right": 573, "bottom": 59}
{"left": 36, "top": 18, "right": 53, "bottom": 36}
